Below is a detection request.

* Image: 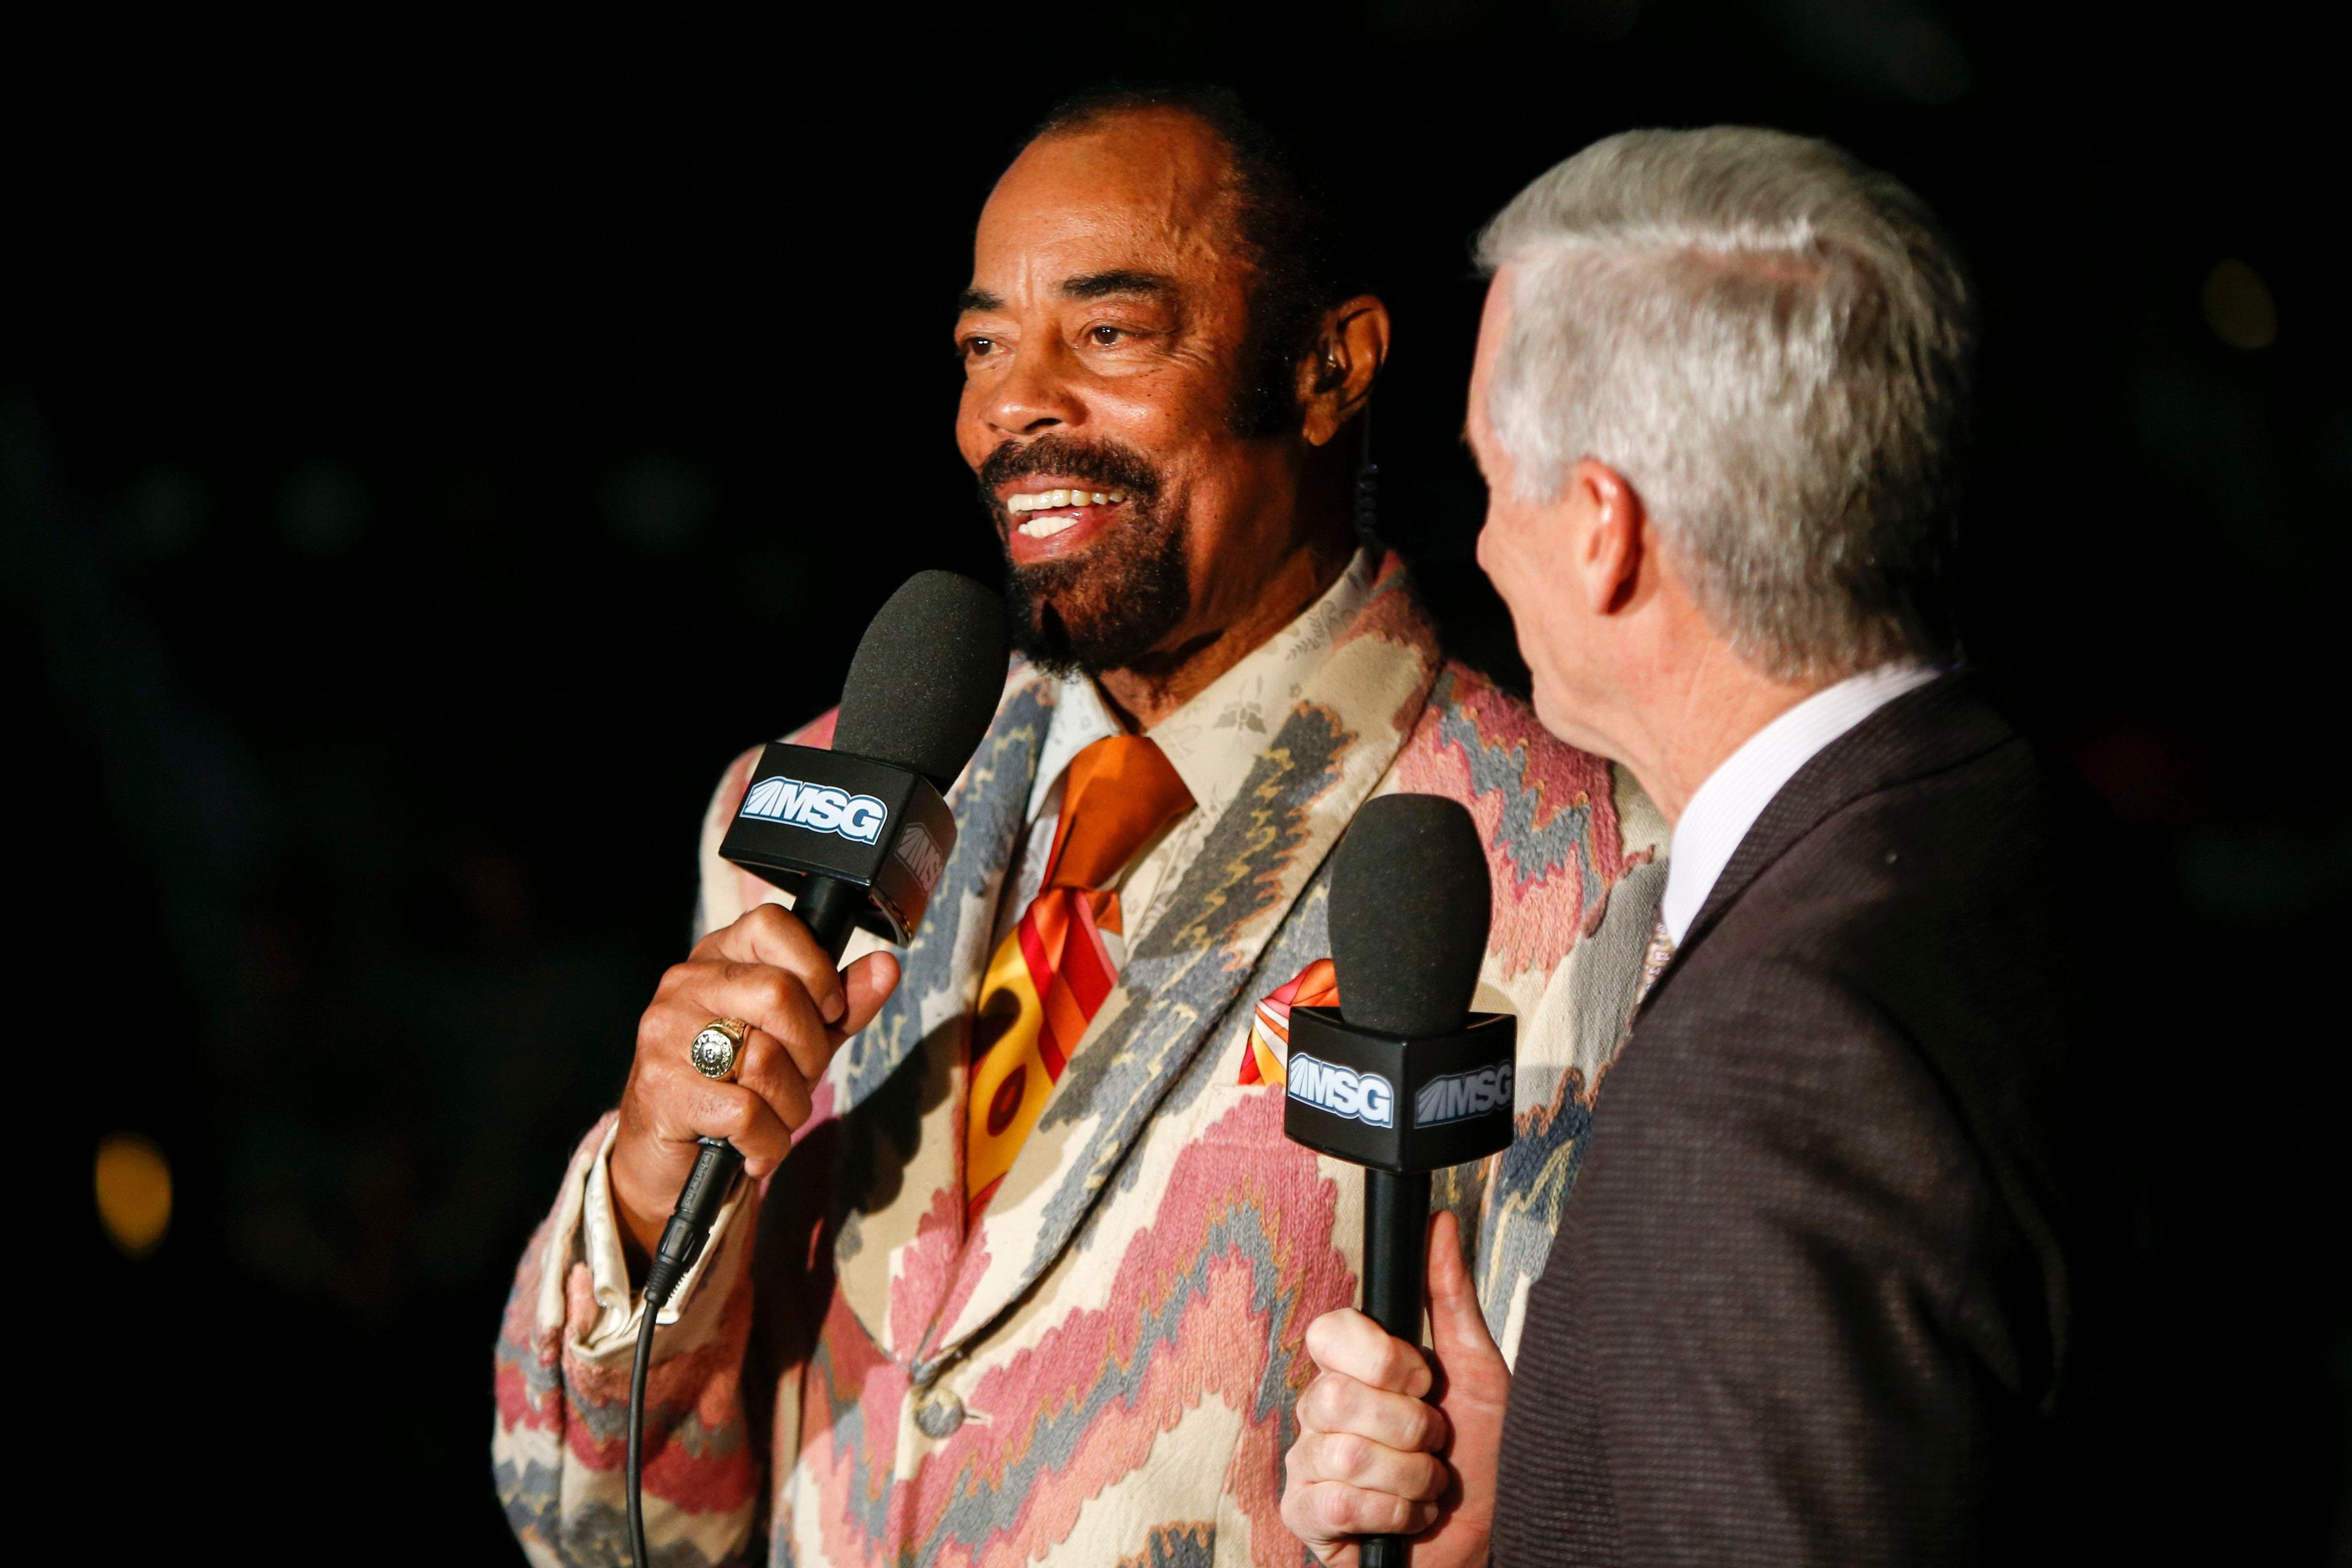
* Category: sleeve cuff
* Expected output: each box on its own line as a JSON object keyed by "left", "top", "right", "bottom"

{"left": 572, "top": 1120, "right": 752, "bottom": 1359}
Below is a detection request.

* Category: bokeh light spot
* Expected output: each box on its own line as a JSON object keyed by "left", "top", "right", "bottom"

{"left": 120, "top": 466, "right": 211, "bottom": 561}
{"left": 2203, "top": 258, "right": 2278, "bottom": 350}
{"left": 96, "top": 1133, "right": 173, "bottom": 1258}
{"left": 277, "top": 459, "right": 375, "bottom": 556}
{"left": 601, "top": 453, "right": 715, "bottom": 554}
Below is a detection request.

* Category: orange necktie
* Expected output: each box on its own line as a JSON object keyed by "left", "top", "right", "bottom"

{"left": 965, "top": 735, "right": 1193, "bottom": 1219}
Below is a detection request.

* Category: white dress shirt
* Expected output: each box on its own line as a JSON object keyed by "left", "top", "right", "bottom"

{"left": 1659, "top": 663, "right": 1942, "bottom": 947}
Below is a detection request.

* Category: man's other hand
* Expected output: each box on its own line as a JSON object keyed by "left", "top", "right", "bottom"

{"left": 1283, "top": 1209, "right": 1510, "bottom": 1567}
{"left": 609, "top": 903, "right": 899, "bottom": 1259}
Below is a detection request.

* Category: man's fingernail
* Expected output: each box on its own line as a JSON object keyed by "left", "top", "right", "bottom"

{"left": 822, "top": 990, "right": 846, "bottom": 1023}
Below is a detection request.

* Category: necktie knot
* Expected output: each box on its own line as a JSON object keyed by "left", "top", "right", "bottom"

{"left": 1043, "top": 734, "right": 1194, "bottom": 894}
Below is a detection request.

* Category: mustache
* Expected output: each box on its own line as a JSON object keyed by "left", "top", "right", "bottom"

{"left": 976, "top": 433, "right": 1163, "bottom": 507}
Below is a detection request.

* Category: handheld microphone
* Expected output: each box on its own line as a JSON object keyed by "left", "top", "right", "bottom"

{"left": 1283, "top": 794, "right": 1515, "bottom": 1568}
{"left": 627, "top": 568, "right": 1006, "bottom": 1567}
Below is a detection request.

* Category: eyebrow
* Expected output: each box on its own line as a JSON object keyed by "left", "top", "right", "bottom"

{"left": 1061, "top": 269, "right": 1178, "bottom": 302}
{"left": 955, "top": 270, "right": 1179, "bottom": 316}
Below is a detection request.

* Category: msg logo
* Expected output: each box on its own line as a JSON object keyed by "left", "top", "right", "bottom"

{"left": 742, "top": 775, "right": 888, "bottom": 844}
{"left": 1286, "top": 1053, "right": 1395, "bottom": 1128}
{"left": 1412, "top": 1063, "right": 1513, "bottom": 1128}
{"left": 894, "top": 820, "right": 945, "bottom": 891}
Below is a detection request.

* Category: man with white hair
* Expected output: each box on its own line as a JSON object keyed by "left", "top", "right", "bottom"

{"left": 1280, "top": 127, "right": 2139, "bottom": 1565}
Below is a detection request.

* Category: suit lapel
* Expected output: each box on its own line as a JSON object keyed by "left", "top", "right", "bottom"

{"left": 828, "top": 667, "right": 1056, "bottom": 1359}
{"left": 1640, "top": 671, "right": 2010, "bottom": 1009}
{"left": 918, "top": 560, "right": 1445, "bottom": 1373}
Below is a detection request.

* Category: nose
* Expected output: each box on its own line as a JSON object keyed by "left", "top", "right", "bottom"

{"left": 981, "top": 338, "right": 1082, "bottom": 437}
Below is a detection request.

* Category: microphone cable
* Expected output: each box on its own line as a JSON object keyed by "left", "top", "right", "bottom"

{"left": 626, "top": 1136, "right": 742, "bottom": 1568}
{"left": 627, "top": 1300, "right": 659, "bottom": 1568}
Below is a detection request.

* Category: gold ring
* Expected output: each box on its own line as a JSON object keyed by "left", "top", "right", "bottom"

{"left": 689, "top": 1017, "right": 750, "bottom": 1082}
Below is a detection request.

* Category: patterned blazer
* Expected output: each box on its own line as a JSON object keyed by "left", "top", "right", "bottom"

{"left": 494, "top": 554, "right": 1667, "bottom": 1567}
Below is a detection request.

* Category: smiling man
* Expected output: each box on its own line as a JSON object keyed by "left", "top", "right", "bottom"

{"left": 494, "top": 90, "right": 1665, "bottom": 1568}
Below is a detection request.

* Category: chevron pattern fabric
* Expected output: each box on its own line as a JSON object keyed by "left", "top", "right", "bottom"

{"left": 492, "top": 552, "right": 1669, "bottom": 1568}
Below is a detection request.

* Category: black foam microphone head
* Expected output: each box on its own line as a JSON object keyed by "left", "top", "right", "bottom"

{"left": 831, "top": 570, "right": 1009, "bottom": 791}
{"left": 1329, "top": 794, "right": 1492, "bottom": 1038}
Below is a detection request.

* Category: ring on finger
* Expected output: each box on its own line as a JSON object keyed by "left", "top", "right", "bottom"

{"left": 690, "top": 1017, "right": 752, "bottom": 1082}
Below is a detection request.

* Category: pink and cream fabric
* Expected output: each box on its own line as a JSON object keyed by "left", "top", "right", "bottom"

{"left": 493, "top": 549, "right": 1670, "bottom": 1568}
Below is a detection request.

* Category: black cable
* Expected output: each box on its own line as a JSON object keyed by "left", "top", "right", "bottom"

{"left": 623, "top": 1140, "right": 742, "bottom": 1567}
{"left": 626, "top": 1299, "right": 660, "bottom": 1568}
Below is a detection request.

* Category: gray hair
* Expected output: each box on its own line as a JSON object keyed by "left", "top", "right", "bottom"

{"left": 1475, "top": 127, "right": 1973, "bottom": 682}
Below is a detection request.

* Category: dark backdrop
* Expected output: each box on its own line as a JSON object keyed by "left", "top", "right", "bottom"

{"left": 7, "top": 4, "right": 2343, "bottom": 1561}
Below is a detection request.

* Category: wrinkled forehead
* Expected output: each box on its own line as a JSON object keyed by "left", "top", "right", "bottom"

{"left": 970, "top": 111, "right": 1250, "bottom": 301}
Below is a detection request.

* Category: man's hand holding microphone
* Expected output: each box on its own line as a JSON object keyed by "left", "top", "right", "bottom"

{"left": 608, "top": 904, "right": 900, "bottom": 1265}
{"left": 1275, "top": 795, "right": 1523, "bottom": 1568}
{"left": 1284, "top": 1208, "right": 1510, "bottom": 1568}
{"left": 611, "top": 567, "right": 1006, "bottom": 1280}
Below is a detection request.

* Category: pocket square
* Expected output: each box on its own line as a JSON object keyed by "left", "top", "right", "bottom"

{"left": 1238, "top": 956, "right": 1339, "bottom": 1087}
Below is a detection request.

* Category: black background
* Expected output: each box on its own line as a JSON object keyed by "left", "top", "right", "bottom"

{"left": 7, "top": 3, "right": 2343, "bottom": 1561}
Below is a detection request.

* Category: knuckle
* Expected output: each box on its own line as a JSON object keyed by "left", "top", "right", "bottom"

{"left": 771, "top": 968, "right": 818, "bottom": 1020}
{"left": 630, "top": 1057, "right": 679, "bottom": 1110}
{"left": 1382, "top": 1340, "right": 1427, "bottom": 1390}
{"left": 1322, "top": 1431, "right": 1371, "bottom": 1482}
{"left": 755, "top": 969, "right": 800, "bottom": 1019}
{"left": 1303, "top": 1308, "right": 1352, "bottom": 1365}
{"left": 759, "top": 903, "right": 812, "bottom": 954}
{"left": 707, "top": 1087, "right": 755, "bottom": 1137}
{"left": 1299, "top": 1373, "right": 1340, "bottom": 1428}
{"left": 1314, "top": 1486, "right": 1359, "bottom": 1535}
{"left": 1402, "top": 1400, "right": 1443, "bottom": 1452}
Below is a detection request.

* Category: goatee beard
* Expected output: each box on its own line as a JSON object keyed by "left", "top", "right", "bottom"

{"left": 978, "top": 434, "right": 1192, "bottom": 678}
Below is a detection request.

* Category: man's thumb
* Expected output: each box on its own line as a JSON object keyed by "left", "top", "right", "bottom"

{"left": 1425, "top": 1209, "right": 1501, "bottom": 1364}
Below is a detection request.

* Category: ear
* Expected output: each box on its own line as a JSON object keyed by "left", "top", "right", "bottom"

{"left": 1299, "top": 295, "right": 1392, "bottom": 448}
{"left": 1569, "top": 458, "right": 1651, "bottom": 618}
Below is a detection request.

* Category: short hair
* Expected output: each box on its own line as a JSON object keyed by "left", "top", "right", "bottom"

{"left": 1476, "top": 127, "right": 1975, "bottom": 682}
{"left": 1031, "top": 86, "right": 1363, "bottom": 439}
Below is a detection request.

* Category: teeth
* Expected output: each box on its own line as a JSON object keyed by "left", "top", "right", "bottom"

{"left": 1006, "top": 488, "right": 1126, "bottom": 513}
{"left": 1018, "top": 514, "right": 1081, "bottom": 540}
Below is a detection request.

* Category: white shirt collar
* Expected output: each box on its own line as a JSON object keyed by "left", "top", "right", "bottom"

{"left": 1659, "top": 662, "right": 1941, "bottom": 946}
{"left": 1023, "top": 546, "right": 1380, "bottom": 826}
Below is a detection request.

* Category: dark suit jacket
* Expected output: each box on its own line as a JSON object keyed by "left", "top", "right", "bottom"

{"left": 1491, "top": 673, "right": 2144, "bottom": 1566}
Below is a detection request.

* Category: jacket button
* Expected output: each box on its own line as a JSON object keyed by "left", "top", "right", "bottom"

{"left": 916, "top": 1390, "right": 965, "bottom": 1438}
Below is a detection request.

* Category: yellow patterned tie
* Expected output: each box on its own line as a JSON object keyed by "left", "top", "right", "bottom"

{"left": 965, "top": 735, "right": 1193, "bottom": 1220}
